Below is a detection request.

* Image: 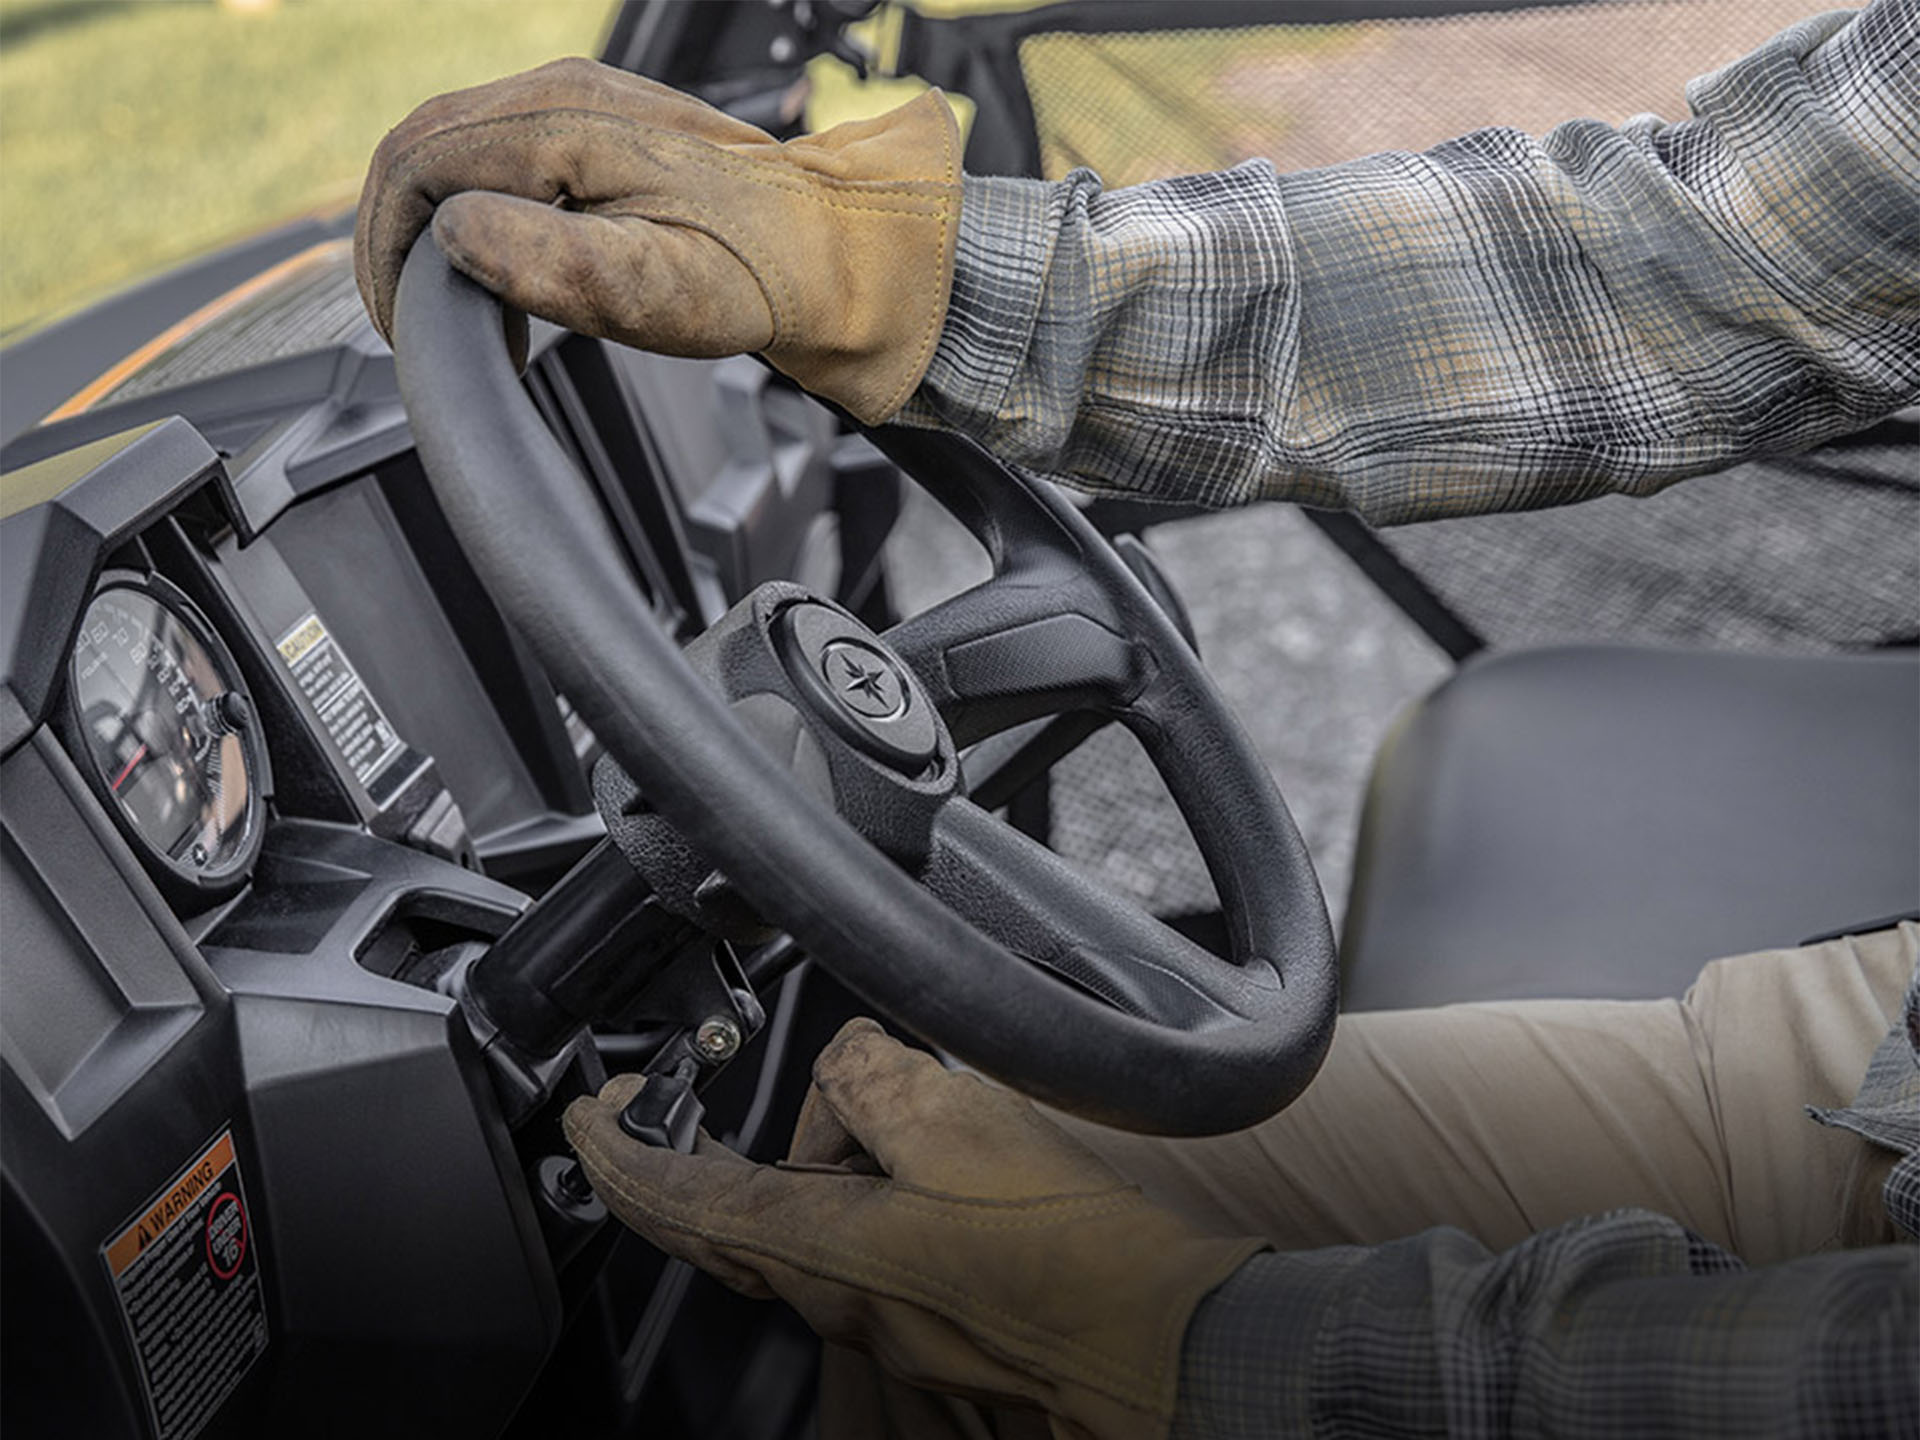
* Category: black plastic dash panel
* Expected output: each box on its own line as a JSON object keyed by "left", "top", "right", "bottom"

{"left": 0, "top": 417, "right": 238, "bottom": 756}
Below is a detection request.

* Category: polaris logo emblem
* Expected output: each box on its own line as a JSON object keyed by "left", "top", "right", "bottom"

{"left": 820, "top": 640, "right": 908, "bottom": 721}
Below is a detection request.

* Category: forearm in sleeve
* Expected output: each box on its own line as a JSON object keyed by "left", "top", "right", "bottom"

{"left": 903, "top": 1, "right": 1920, "bottom": 525}
{"left": 1172, "top": 1208, "right": 1920, "bottom": 1440}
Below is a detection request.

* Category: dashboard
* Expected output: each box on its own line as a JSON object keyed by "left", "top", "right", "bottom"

{"left": 0, "top": 236, "right": 892, "bottom": 1438}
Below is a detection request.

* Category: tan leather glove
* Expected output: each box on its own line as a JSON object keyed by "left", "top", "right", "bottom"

{"left": 563, "top": 1019, "right": 1266, "bottom": 1440}
{"left": 355, "top": 58, "right": 961, "bottom": 424}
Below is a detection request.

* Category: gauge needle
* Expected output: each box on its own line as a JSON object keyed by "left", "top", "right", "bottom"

{"left": 111, "top": 743, "right": 149, "bottom": 793}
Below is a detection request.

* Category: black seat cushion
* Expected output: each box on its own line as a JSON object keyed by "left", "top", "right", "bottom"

{"left": 1340, "top": 646, "right": 1920, "bottom": 1010}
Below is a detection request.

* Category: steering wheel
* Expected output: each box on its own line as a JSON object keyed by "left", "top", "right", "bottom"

{"left": 392, "top": 236, "right": 1336, "bottom": 1135}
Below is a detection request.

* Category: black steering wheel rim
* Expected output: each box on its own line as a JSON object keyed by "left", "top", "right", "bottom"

{"left": 392, "top": 235, "right": 1337, "bottom": 1135}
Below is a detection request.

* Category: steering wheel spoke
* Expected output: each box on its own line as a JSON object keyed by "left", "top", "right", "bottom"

{"left": 922, "top": 796, "right": 1270, "bottom": 1030}
{"left": 885, "top": 569, "right": 1142, "bottom": 746}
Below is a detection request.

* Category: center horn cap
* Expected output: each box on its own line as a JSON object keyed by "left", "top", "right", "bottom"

{"left": 779, "top": 602, "right": 938, "bottom": 772}
{"left": 821, "top": 640, "right": 908, "bottom": 720}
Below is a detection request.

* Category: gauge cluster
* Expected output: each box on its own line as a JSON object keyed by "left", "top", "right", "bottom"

{"left": 63, "top": 572, "right": 267, "bottom": 898}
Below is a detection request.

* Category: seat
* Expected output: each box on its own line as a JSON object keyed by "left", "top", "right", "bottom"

{"left": 1340, "top": 645, "right": 1920, "bottom": 1010}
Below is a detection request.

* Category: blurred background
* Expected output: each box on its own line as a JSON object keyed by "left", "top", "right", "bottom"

{"left": 0, "top": 0, "right": 607, "bottom": 338}
{"left": 11, "top": 0, "right": 1812, "bottom": 336}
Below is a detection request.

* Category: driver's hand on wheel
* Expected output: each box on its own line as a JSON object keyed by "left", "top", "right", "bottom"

{"left": 563, "top": 1018, "right": 1265, "bottom": 1440}
{"left": 354, "top": 58, "right": 961, "bottom": 424}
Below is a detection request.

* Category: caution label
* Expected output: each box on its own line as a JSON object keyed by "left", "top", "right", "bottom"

{"left": 103, "top": 1129, "right": 267, "bottom": 1440}
{"left": 275, "top": 610, "right": 407, "bottom": 793}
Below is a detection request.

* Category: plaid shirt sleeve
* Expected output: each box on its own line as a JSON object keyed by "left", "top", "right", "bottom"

{"left": 1170, "top": 952, "right": 1920, "bottom": 1439}
{"left": 899, "top": 0, "right": 1920, "bottom": 525}
{"left": 1172, "top": 1210, "right": 1919, "bottom": 1440}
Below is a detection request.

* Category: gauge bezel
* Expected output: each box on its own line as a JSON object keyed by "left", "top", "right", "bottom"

{"left": 59, "top": 568, "right": 269, "bottom": 904}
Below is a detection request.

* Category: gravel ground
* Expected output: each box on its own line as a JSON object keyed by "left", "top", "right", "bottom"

{"left": 884, "top": 486, "right": 1450, "bottom": 929}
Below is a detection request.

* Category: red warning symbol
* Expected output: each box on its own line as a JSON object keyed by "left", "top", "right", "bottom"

{"left": 204, "top": 1193, "right": 247, "bottom": 1281}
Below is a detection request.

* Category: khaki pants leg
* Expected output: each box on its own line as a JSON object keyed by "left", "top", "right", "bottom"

{"left": 1053, "top": 923, "right": 1916, "bottom": 1267}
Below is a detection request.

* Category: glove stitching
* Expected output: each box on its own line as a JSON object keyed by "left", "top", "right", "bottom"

{"left": 872, "top": 89, "right": 958, "bottom": 419}
{"left": 886, "top": 1182, "right": 1145, "bottom": 1215}
{"left": 878, "top": 1196, "right": 1150, "bottom": 1229}
{"left": 569, "top": 1120, "right": 1169, "bottom": 1411}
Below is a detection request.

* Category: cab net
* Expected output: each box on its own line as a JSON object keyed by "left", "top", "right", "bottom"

{"left": 1006, "top": 0, "right": 1918, "bottom": 656}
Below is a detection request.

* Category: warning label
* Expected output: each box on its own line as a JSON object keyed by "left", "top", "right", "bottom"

{"left": 276, "top": 610, "right": 407, "bottom": 793}
{"left": 103, "top": 1130, "right": 267, "bottom": 1440}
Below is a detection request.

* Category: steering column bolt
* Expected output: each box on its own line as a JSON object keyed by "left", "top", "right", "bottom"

{"left": 694, "top": 1016, "right": 742, "bottom": 1064}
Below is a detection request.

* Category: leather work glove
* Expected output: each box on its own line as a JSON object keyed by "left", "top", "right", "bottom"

{"left": 355, "top": 58, "right": 962, "bottom": 424}
{"left": 563, "top": 1019, "right": 1266, "bottom": 1440}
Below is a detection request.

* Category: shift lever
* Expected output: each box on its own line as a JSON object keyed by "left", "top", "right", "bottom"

{"left": 618, "top": 1055, "right": 705, "bottom": 1151}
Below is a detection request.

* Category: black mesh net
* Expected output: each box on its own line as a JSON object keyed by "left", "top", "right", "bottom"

{"left": 1021, "top": 0, "right": 1822, "bottom": 183}
{"left": 1012, "top": 0, "right": 1919, "bottom": 655}
{"left": 1048, "top": 722, "right": 1219, "bottom": 919}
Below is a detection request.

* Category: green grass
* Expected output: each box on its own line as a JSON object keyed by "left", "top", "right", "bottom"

{"left": 0, "top": 0, "right": 608, "bottom": 336}
{"left": 0, "top": 0, "right": 1335, "bottom": 339}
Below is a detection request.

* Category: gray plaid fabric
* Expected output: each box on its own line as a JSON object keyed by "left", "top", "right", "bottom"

{"left": 902, "top": 1, "right": 1920, "bottom": 527}
{"left": 1174, "top": 1213, "right": 1918, "bottom": 1440}
{"left": 903, "top": 1, "right": 1920, "bottom": 1431}
{"left": 1813, "top": 959, "right": 1920, "bottom": 1241}
{"left": 1169, "top": 961, "right": 1920, "bottom": 1439}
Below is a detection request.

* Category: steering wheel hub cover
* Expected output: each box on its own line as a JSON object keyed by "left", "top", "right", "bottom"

{"left": 822, "top": 642, "right": 906, "bottom": 719}
{"left": 779, "top": 601, "right": 937, "bottom": 770}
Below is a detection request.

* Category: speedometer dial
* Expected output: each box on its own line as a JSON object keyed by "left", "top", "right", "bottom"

{"left": 67, "top": 574, "right": 265, "bottom": 896}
